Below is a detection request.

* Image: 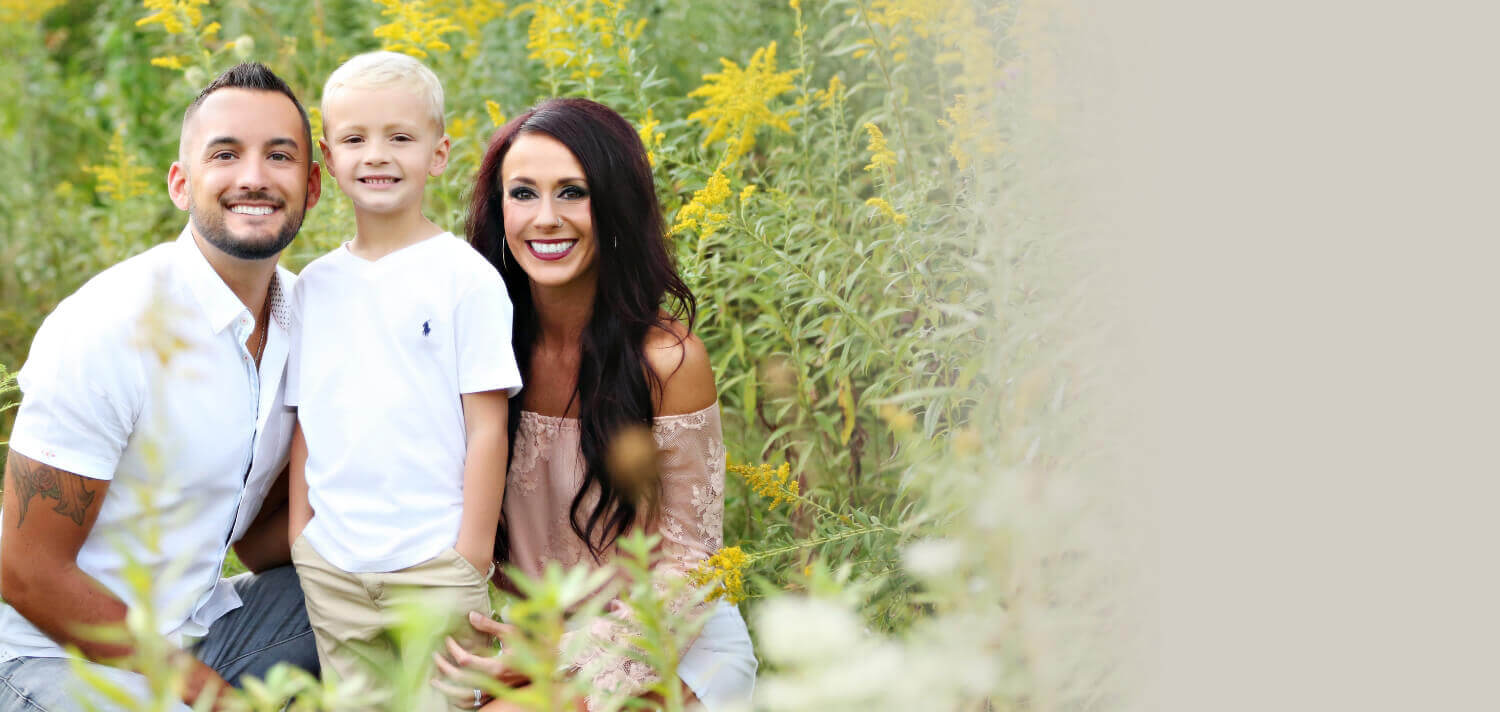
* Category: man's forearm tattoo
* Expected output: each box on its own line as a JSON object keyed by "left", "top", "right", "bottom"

{"left": 6, "top": 456, "right": 97, "bottom": 527}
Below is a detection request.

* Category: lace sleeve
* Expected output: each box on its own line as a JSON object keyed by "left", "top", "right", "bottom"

{"left": 560, "top": 404, "right": 726, "bottom": 709}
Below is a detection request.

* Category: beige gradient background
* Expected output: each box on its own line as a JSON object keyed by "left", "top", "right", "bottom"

{"left": 1079, "top": 1, "right": 1500, "bottom": 708}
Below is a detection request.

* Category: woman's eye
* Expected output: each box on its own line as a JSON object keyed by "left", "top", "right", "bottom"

{"left": 560, "top": 186, "right": 588, "bottom": 200}
{"left": 508, "top": 187, "right": 536, "bottom": 200}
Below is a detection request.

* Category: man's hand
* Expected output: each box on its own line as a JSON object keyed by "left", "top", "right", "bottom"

{"left": 178, "top": 654, "right": 232, "bottom": 710}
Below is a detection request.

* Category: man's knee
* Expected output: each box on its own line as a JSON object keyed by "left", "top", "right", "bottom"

{"left": 0, "top": 657, "right": 191, "bottom": 712}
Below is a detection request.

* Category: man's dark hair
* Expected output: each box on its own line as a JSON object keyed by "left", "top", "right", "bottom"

{"left": 181, "top": 62, "right": 311, "bottom": 148}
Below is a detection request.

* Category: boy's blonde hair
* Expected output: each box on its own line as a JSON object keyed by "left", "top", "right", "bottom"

{"left": 322, "top": 51, "right": 445, "bottom": 132}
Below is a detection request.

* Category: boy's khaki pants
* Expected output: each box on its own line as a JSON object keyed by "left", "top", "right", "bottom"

{"left": 292, "top": 534, "right": 494, "bottom": 711}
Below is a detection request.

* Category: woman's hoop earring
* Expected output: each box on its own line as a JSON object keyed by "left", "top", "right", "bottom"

{"left": 499, "top": 237, "right": 507, "bottom": 270}
{"left": 613, "top": 234, "right": 618, "bottom": 249}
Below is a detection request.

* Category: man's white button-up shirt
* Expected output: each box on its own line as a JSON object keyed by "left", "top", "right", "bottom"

{"left": 0, "top": 227, "right": 297, "bottom": 660}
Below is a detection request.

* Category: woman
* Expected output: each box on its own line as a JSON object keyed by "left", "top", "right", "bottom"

{"left": 437, "top": 98, "right": 756, "bottom": 711}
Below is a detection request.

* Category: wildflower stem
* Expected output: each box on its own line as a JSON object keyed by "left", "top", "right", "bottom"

{"left": 747, "top": 524, "right": 898, "bottom": 562}
{"left": 854, "top": 0, "right": 920, "bottom": 189}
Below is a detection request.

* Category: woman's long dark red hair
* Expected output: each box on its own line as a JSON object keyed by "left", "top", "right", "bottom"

{"left": 467, "top": 98, "right": 697, "bottom": 561}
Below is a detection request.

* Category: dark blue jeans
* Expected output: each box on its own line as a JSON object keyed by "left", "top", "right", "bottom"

{"left": 0, "top": 565, "right": 317, "bottom": 711}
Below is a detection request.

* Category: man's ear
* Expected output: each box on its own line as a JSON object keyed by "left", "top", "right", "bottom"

{"left": 429, "top": 134, "right": 451, "bottom": 178}
{"left": 167, "top": 162, "right": 190, "bottom": 211}
{"left": 306, "top": 161, "right": 323, "bottom": 211}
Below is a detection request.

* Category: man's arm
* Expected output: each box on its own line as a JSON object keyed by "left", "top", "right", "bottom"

{"left": 455, "top": 391, "right": 508, "bottom": 573}
{"left": 0, "top": 451, "right": 230, "bottom": 708}
{"left": 1, "top": 451, "right": 125, "bottom": 660}
{"left": 231, "top": 463, "right": 290, "bottom": 573}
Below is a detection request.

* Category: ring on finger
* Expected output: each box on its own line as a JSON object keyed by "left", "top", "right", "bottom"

{"left": 473, "top": 689, "right": 483, "bottom": 708}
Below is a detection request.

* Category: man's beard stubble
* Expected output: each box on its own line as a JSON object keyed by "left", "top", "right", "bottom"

{"left": 190, "top": 191, "right": 306, "bottom": 260}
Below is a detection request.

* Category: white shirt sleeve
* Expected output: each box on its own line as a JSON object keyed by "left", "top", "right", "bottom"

{"left": 7, "top": 302, "right": 144, "bottom": 479}
{"left": 454, "top": 270, "right": 523, "bottom": 396}
{"left": 284, "top": 277, "right": 304, "bottom": 407}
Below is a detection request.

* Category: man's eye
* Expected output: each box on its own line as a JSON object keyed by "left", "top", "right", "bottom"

{"left": 212, "top": 151, "right": 236, "bottom": 160}
{"left": 269, "top": 152, "right": 292, "bottom": 161}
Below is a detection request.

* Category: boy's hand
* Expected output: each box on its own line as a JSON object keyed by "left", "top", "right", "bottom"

{"left": 456, "top": 539, "right": 493, "bottom": 577}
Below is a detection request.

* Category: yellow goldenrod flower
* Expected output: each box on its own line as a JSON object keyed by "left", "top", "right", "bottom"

{"left": 485, "top": 99, "right": 505, "bottom": 126}
{"left": 815, "top": 75, "right": 844, "bottom": 110}
{"left": 308, "top": 107, "right": 324, "bottom": 141}
{"left": 686, "top": 42, "right": 800, "bottom": 164}
{"left": 739, "top": 184, "right": 757, "bottom": 202}
{"left": 372, "top": 0, "right": 461, "bottom": 58}
{"left": 136, "top": 0, "right": 207, "bottom": 35}
{"left": 689, "top": 546, "right": 749, "bottom": 603}
{"left": 1, "top": 0, "right": 65, "bottom": 23}
{"left": 730, "top": 461, "right": 799, "bottom": 511}
{"left": 866, "top": 197, "right": 909, "bottom": 226}
{"left": 427, "top": 0, "right": 506, "bottom": 57}
{"left": 671, "top": 167, "right": 732, "bottom": 240}
{"left": 636, "top": 110, "right": 664, "bottom": 165}
{"left": 863, "top": 122, "right": 897, "bottom": 174}
{"left": 84, "top": 128, "right": 153, "bottom": 203}
{"left": 448, "top": 115, "right": 475, "bottom": 140}
{"left": 150, "top": 55, "right": 188, "bottom": 70}
{"left": 937, "top": 94, "right": 1003, "bottom": 171}
{"left": 525, "top": 0, "right": 622, "bottom": 81}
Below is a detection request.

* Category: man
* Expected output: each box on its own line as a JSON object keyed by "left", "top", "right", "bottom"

{"left": 0, "top": 62, "right": 322, "bottom": 711}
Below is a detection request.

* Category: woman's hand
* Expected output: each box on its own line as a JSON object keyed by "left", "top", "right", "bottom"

{"left": 432, "top": 611, "right": 530, "bottom": 708}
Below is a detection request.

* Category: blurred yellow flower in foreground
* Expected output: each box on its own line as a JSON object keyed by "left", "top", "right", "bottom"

{"left": 687, "top": 42, "right": 800, "bottom": 165}
{"left": 485, "top": 100, "right": 506, "bottom": 126}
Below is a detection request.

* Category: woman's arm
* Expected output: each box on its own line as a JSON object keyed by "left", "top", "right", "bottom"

{"left": 457, "top": 390, "right": 509, "bottom": 573}
{"left": 643, "top": 321, "right": 718, "bottom": 417}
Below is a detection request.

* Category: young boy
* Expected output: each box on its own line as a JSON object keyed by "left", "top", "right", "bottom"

{"left": 284, "top": 51, "right": 520, "bottom": 708}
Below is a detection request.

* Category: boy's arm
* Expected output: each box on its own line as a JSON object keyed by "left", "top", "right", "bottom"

{"left": 456, "top": 390, "right": 508, "bottom": 573}
{"left": 287, "top": 418, "right": 313, "bottom": 545}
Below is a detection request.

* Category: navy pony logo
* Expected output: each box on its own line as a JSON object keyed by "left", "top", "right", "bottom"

{"left": 422, "top": 320, "right": 431, "bottom": 336}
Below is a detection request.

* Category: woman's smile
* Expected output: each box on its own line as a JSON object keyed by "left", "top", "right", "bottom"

{"left": 526, "top": 239, "right": 577, "bottom": 260}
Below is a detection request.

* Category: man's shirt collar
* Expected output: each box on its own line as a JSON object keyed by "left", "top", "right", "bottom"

{"left": 174, "top": 226, "right": 291, "bottom": 334}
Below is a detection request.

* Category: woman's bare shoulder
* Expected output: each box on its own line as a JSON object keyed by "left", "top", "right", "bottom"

{"left": 644, "top": 317, "right": 716, "bottom": 416}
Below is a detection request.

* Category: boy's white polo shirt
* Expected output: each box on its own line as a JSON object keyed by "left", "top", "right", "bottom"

{"left": 286, "top": 233, "right": 522, "bottom": 573}
{"left": 0, "top": 227, "right": 297, "bottom": 660}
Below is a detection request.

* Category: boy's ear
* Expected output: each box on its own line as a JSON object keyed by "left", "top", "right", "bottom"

{"left": 318, "top": 138, "right": 333, "bottom": 177}
{"left": 429, "top": 134, "right": 451, "bottom": 177}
